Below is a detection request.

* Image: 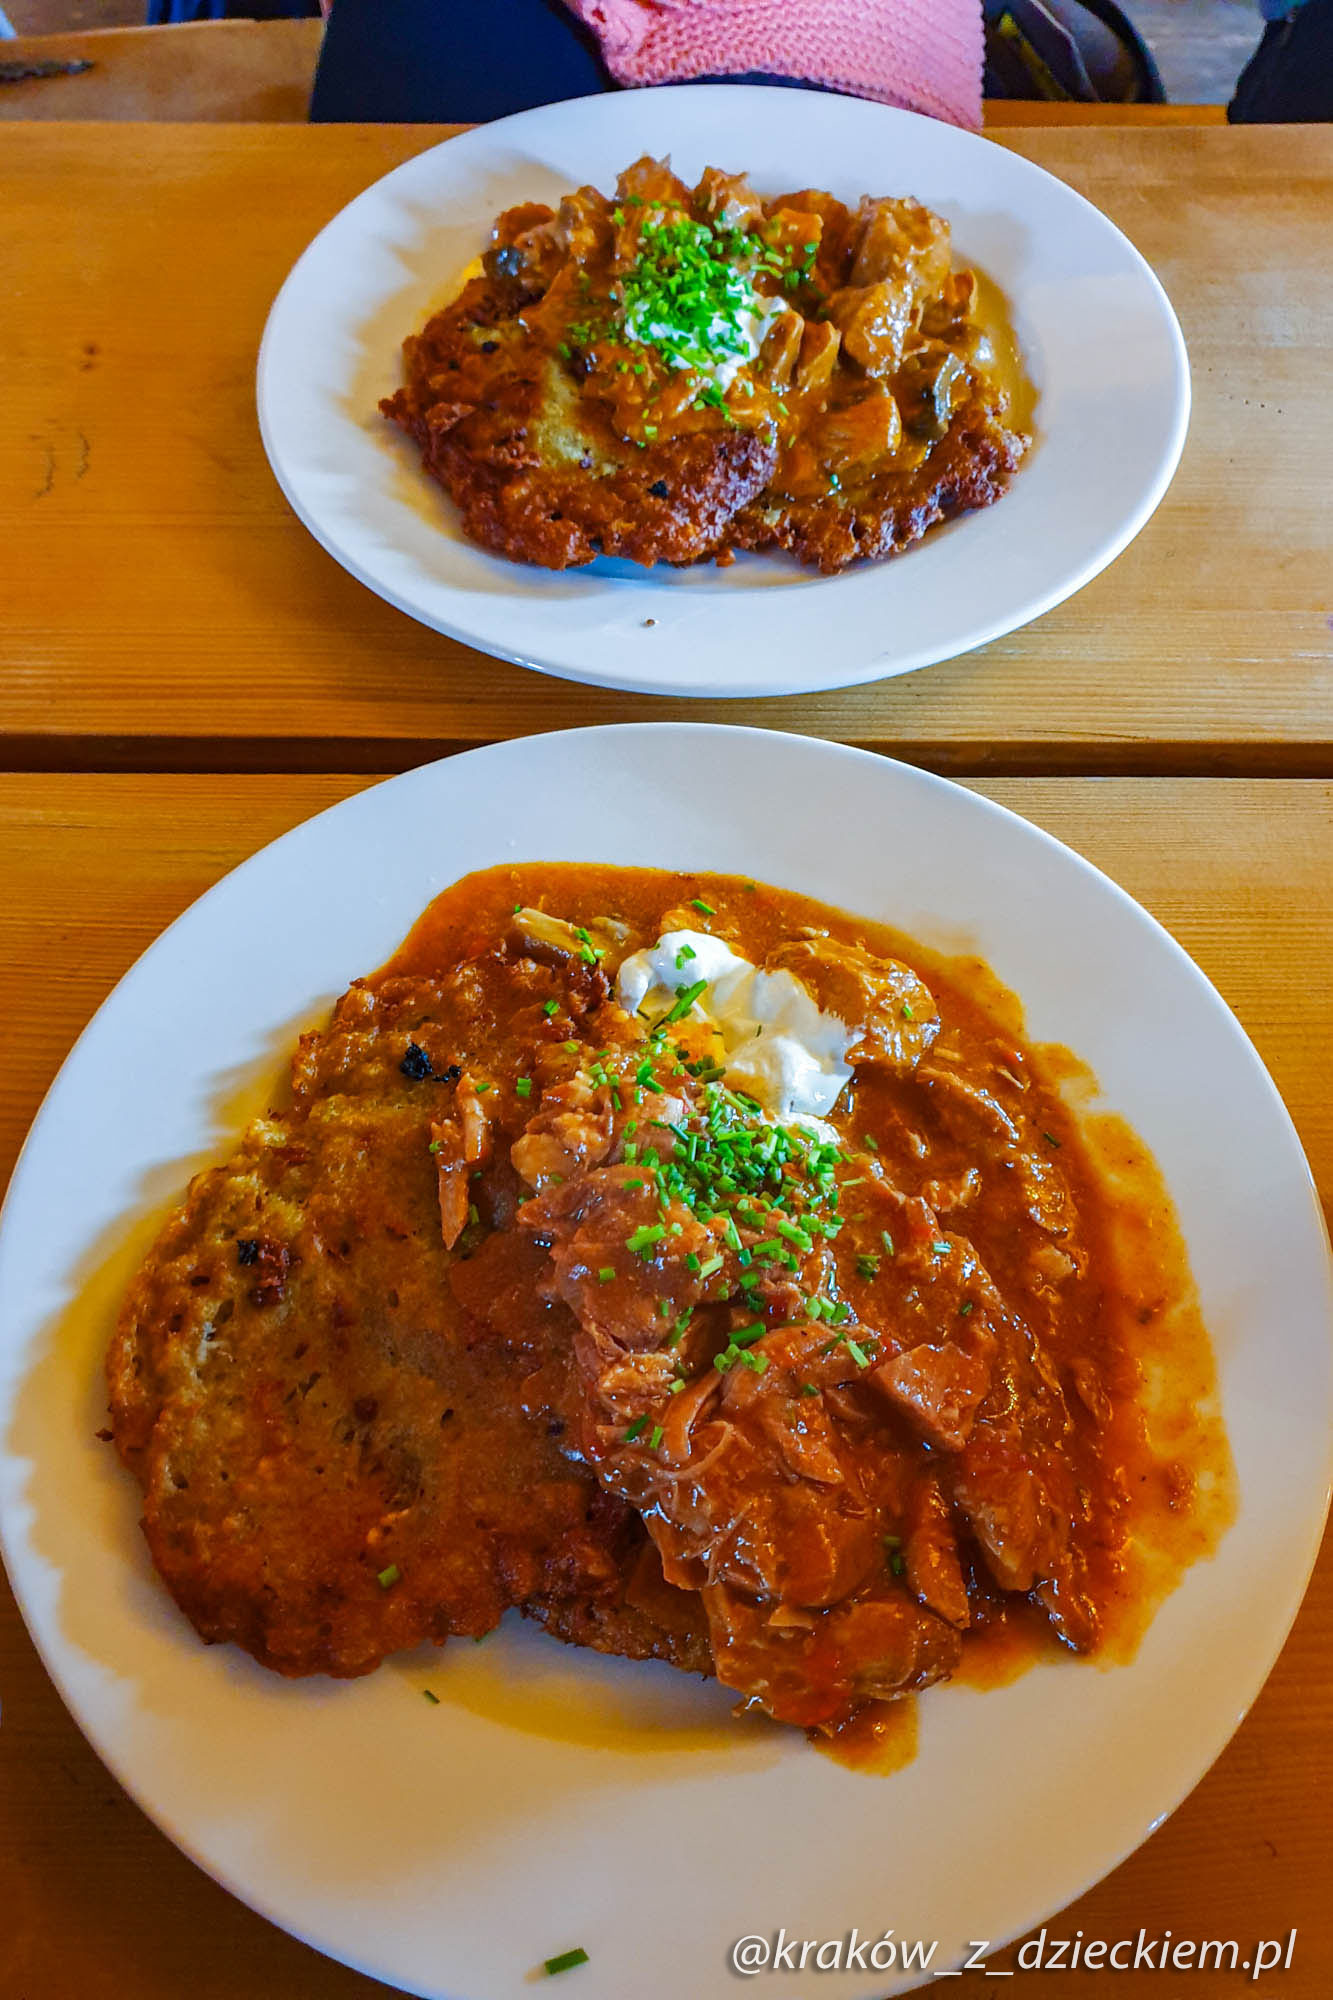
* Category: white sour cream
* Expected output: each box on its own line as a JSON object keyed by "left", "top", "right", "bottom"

{"left": 616, "top": 930, "right": 853, "bottom": 1127}
{"left": 624, "top": 290, "right": 788, "bottom": 394}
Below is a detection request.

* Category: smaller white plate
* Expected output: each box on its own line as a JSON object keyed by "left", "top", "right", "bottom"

{"left": 257, "top": 84, "right": 1190, "bottom": 698}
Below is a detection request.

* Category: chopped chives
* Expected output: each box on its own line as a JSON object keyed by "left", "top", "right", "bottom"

{"left": 598, "top": 1267, "right": 615, "bottom": 1283}
{"left": 543, "top": 999, "right": 560, "bottom": 1016}
{"left": 624, "top": 1415, "right": 648, "bottom": 1441}
{"left": 648, "top": 1424, "right": 664, "bottom": 1450}
{"left": 376, "top": 1564, "right": 401, "bottom": 1589}
{"left": 515, "top": 1077, "right": 533, "bottom": 1097}
{"left": 422, "top": 1688, "right": 441, "bottom": 1704}
{"left": 690, "top": 898, "right": 715, "bottom": 916}
{"left": 544, "top": 1949, "right": 590, "bottom": 1977}
{"left": 664, "top": 978, "right": 708, "bottom": 1024}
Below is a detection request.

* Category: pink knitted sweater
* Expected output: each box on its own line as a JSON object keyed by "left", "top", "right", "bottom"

{"left": 564, "top": 0, "right": 983, "bottom": 128}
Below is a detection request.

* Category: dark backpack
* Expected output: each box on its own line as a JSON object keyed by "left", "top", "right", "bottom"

{"left": 983, "top": 0, "right": 1166, "bottom": 102}
{"left": 1230, "top": 0, "right": 1333, "bottom": 120}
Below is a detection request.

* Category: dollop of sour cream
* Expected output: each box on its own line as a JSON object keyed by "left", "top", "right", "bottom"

{"left": 625, "top": 290, "right": 788, "bottom": 394}
{"left": 616, "top": 930, "right": 853, "bottom": 1127}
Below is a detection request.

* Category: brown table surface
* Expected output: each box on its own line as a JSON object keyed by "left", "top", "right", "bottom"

{"left": 1, "top": 117, "right": 1330, "bottom": 2000}
{"left": 3, "top": 121, "right": 1332, "bottom": 776}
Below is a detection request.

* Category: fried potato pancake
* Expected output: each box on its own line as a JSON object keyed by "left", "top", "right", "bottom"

{"left": 380, "top": 160, "right": 1029, "bottom": 575}
{"left": 380, "top": 278, "right": 777, "bottom": 570}
{"left": 108, "top": 960, "right": 709, "bottom": 1678}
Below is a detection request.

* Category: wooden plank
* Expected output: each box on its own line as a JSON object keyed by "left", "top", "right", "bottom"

{"left": 0, "top": 771, "right": 1329, "bottom": 1996}
{"left": 0, "top": 21, "right": 324, "bottom": 122}
{"left": 984, "top": 101, "right": 1228, "bottom": 124}
{"left": 1, "top": 124, "right": 1330, "bottom": 774}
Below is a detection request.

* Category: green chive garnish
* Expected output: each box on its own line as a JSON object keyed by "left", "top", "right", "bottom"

{"left": 377, "top": 1564, "right": 401, "bottom": 1589}
{"left": 544, "top": 1948, "right": 590, "bottom": 1976}
{"left": 664, "top": 978, "right": 708, "bottom": 1024}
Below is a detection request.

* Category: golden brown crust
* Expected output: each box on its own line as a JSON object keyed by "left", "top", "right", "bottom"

{"left": 107, "top": 966, "right": 700, "bottom": 1679}
{"left": 380, "top": 280, "right": 776, "bottom": 570}
{"left": 730, "top": 397, "right": 1028, "bottom": 575}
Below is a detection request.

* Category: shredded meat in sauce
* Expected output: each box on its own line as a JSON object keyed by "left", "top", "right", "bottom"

{"left": 379, "top": 157, "right": 1028, "bottom": 574}
{"left": 108, "top": 865, "right": 1225, "bottom": 1750}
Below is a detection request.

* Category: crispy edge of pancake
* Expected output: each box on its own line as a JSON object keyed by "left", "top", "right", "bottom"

{"left": 379, "top": 281, "right": 777, "bottom": 570}
{"left": 730, "top": 397, "right": 1029, "bottom": 575}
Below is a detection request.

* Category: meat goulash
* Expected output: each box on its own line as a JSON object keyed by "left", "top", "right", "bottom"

{"left": 108, "top": 868, "right": 1231, "bottom": 1759}
{"left": 379, "top": 157, "right": 1029, "bottom": 574}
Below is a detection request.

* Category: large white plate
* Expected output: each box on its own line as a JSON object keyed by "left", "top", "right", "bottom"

{"left": 257, "top": 85, "right": 1189, "bottom": 698}
{"left": 1, "top": 726, "right": 1327, "bottom": 2000}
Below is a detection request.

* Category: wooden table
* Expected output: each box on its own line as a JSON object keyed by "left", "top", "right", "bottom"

{"left": 1, "top": 121, "right": 1330, "bottom": 2000}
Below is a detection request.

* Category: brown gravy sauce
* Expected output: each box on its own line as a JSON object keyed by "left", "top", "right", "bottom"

{"left": 384, "top": 863, "right": 1235, "bottom": 1770}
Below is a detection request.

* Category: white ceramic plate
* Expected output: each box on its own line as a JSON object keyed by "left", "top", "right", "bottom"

{"left": 256, "top": 84, "right": 1190, "bottom": 698}
{"left": 1, "top": 726, "right": 1327, "bottom": 2000}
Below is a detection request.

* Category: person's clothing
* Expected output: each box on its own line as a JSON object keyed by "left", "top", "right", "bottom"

{"left": 311, "top": 0, "right": 608, "bottom": 123}
{"left": 309, "top": 0, "right": 1162, "bottom": 125}
{"left": 1231, "top": 0, "right": 1333, "bottom": 119}
{"left": 565, "top": 0, "right": 982, "bottom": 125}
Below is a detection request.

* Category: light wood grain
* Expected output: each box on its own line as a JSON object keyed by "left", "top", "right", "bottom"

{"left": 2, "top": 124, "right": 1331, "bottom": 774}
{"left": 0, "top": 772, "right": 1329, "bottom": 1998}
{"left": 983, "top": 102, "right": 1228, "bottom": 124}
{"left": 0, "top": 21, "right": 324, "bottom": 122}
